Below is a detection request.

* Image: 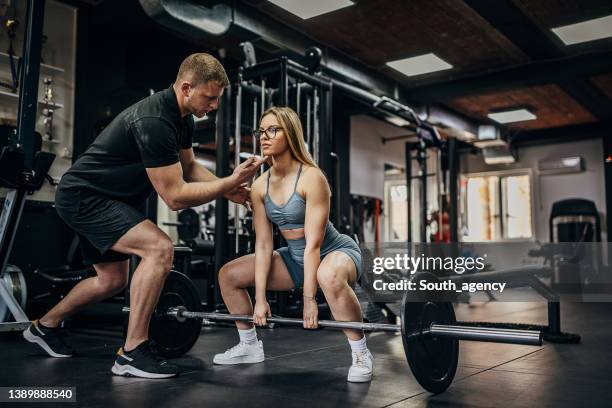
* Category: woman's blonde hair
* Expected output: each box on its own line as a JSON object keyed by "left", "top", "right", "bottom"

{"left": 260, "top": 106, "right": 318, "bottom": 168}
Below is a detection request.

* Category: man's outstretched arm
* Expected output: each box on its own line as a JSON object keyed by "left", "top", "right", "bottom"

{"left": 147, "top": 156, "right": 265, "bottom": 210}
{"left": 179, "top": 148, "right": 218, "bottom": 183}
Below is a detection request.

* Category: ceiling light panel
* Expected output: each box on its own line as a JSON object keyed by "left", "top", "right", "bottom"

{"left": 552, "top": 14, "right": 612, "bottom": 45}
{"left": 487, "top": 109, "right": 536, "bottom": 124}
{"left": 386, "top": 53, "right": 453, "bottom": 77}
{"left": 268, "top": 0, "right": 354, "bottom": 19}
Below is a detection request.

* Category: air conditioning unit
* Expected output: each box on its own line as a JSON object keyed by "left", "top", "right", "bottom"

{"left": 474, "top": 125, "right": 508, "bottom": 148}
{"left": 482, "top": 145, "right": 517, "bottom": 164}
{"left": 538, "top": 156, "right": 584, "bottom": 174}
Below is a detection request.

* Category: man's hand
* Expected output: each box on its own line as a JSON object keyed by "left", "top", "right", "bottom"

{"left": 225, "top": 183, "right": 251, "bottom": 209}
{"left": 231, "top": 156, "right": 267, "bottom": 186}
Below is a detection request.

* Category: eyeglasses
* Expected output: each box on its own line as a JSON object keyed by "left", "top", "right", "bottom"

{"left": 253, "top": 126, "right": 283, "bottom": 140}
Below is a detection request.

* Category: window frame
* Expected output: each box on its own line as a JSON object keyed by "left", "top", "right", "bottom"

{"left": 384, "top": 176, "right": 411, "bottom": 242}
{"left": 460, "top": 168, "right": 536, "bottom": 243}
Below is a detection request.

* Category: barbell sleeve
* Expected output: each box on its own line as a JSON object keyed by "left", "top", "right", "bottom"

{"left": 427, "top": 324, "right": 542, "bottom": 346}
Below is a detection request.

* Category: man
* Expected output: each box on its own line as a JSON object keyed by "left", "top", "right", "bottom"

{"left": 23, "top": 53, "right": 266, "bottom": 378}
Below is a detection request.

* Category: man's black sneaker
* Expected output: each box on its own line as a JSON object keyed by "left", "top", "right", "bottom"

{"left": 111, "top": 341, "right": 179, "bottom": 379}
{"left": 23, "top": 320, "right": 75, "bottom": 358}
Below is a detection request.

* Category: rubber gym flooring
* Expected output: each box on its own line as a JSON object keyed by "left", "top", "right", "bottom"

{"left": 1, "top": 302, "right": 610, "bottom": 408}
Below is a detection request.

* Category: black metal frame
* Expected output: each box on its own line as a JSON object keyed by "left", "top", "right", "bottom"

{"left": 214, "top": 56, "right": 462, "bottom": 319}
{"left": 405, "top": 142, "right": 412, "bottom": 243}
{"left": 222, "top": 55, "right": 451, "bottom": 251}
{"left": 213, "top": 56, "right": 334, "bottom": 250}
{"left": 417, "top": 140, "right": 428, "bottom": 243}
{"left": 605, "top": 136, "right": 612, "bottom": 254}
{"left": 211, "top": 87, "right": 232, "bottom": 310}
{"left": 0, "top": 0, "right": 46, "bottom": 332}
{"left": 404, "top": 139, "right": 460, "bottom": 244}
{"left": 209, "top": 57, "right": 335, "bottom": 312}
{"left": 448, "top": 138, "right": 459, "bottom": 243}
{"left": 238, "top": 57, "right": 335, "bottom": 179}
{"left": 16, "top": 0, "right": 45, "bottom": 170}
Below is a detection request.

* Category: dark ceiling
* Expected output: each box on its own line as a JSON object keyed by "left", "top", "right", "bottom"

{"left": 242, "top": 0, "right": 612, "bottom": 136}
{"left": 68, "top": 0, "right": 612, "bottom": 140}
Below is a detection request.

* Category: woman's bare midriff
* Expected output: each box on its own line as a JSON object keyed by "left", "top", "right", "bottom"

{"left": 281, "top": 227, "right": 305, "bottom": 241}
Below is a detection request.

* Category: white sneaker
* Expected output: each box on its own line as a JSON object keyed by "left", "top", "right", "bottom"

{"left": 347, "top": 349, "right": 373, "bottom": 382}
{"left": 213, "top": 340, "right": 265, "bottom": 365}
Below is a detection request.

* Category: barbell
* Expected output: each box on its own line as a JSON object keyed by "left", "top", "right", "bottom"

{"left": 123, "top": 271, "right": 543, "bottom": 394}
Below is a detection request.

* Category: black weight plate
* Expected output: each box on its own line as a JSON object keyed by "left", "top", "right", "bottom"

{"left": 401, "top": 290, "right": 458, "bottom": 394}
{"left": 149, "top": 270, "right": 203, "bottom": 358}
{"left": 177, "top": 209, "right": 200, "bottom": 242}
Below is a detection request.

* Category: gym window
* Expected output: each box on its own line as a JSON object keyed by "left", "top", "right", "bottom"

{"left": 460, "top": 171, "right": 534, "bottom": 242}
{"left": 384, "top": 180, "right": 409, "bottom": 242}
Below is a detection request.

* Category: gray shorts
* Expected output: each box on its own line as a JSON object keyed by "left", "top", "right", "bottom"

{"left": 276, "top": 232, "right": 362, "bottom": 288}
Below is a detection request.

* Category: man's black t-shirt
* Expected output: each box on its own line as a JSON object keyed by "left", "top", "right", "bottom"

{"left": 61, "top": 86, "right": 194, "bottom": 206}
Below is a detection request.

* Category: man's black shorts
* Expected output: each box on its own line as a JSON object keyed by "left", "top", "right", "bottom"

{"left": 54, "top": 181, "right": 147, "bottom": 265}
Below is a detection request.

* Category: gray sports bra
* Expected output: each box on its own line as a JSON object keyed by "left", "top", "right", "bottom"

{"left": 264, "top": 164, "right": 306, "bottom": 230}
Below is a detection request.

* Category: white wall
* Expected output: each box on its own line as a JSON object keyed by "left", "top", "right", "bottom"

{"left": 349, "top": 114, "right": 414, "bottom": 199}
{"left": 461, "top": 138, "right": 606, "bottom": 242}
{"left": 350, "top": 114, "right": 446, "bottom": 242}
{"left": 350, "top": 115, "right": 606, "bottom": 244}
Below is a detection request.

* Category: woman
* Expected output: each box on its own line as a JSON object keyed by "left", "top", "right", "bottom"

{"left": 213, "top": 106, "right": 373, "bottom": 382}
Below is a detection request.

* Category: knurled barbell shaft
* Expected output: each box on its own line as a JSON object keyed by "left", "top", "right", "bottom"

{"left": 121, "top": 306, "right": 542, "bottom": 346}
{"left": 185, "top": 310, "right": 401, "bottom": 332}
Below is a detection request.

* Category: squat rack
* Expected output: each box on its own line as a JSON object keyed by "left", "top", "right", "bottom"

{"left": 208, "top": 54, "right": 464, "bottom": 316}
{"left": 212, "top": 56, "right": 334, "bottom": 311}
{"left": 212, "top": 54, "right": 450, "bottom": 288}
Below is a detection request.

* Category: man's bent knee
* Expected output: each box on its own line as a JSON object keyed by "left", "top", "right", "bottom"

{"left": 143, "top": 235, "right": 175, "bottom": 272}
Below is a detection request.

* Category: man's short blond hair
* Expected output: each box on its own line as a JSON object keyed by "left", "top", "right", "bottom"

{"left": 176, "top": 53, "right": 229, "bottom": 87}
